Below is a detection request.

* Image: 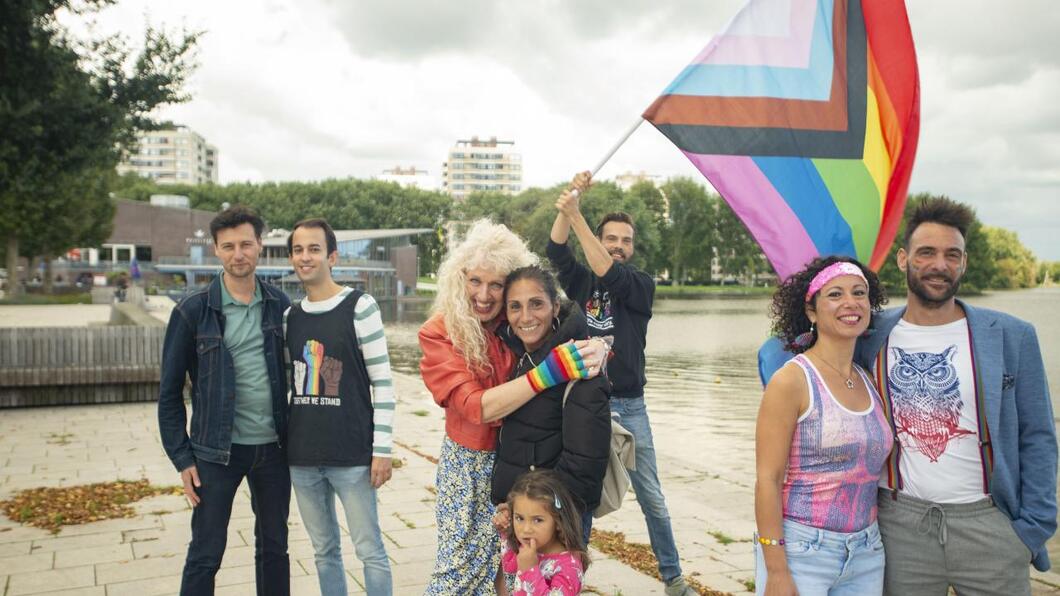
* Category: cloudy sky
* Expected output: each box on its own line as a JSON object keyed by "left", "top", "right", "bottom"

{"left": 65, "top": 1, "right": 1060, "bottom": 259}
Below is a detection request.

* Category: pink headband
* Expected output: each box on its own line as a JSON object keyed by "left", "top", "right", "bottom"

{"left": 805, "top": 262, "right": 867, "bottom": 302}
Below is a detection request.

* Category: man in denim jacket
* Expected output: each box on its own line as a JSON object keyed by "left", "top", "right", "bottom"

{"left": 158, "top": 206, "right": 292, "bottom": 595}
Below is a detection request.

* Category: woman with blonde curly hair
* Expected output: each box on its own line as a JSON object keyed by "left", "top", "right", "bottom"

{"left": 419, "top": 220, "right": 606, "bottom": 595}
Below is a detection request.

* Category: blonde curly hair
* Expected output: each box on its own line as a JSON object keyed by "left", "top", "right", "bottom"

{"left": 432, "top": 219, "right": 538, "bottom": 374}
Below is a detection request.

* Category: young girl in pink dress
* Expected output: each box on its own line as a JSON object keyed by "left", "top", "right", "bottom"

{"left": 498, "top": 470, "right": 589, "bottom": 596}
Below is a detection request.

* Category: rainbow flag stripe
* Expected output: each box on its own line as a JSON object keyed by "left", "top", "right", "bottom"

{"left": 643, "top": 0, "right": 920, "bottom": 279}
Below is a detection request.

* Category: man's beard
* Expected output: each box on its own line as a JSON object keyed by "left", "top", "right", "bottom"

{"left": 907, "top": 266, "right": 960, "bottom": 308}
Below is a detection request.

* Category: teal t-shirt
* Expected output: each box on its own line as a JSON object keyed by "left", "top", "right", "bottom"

{"left": 220, "top": 274, "right": 277, "bottom": 444}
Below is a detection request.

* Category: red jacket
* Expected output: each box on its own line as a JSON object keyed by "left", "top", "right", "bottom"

{"left": 418, "top": 314, "right": 514, "bottom": 451}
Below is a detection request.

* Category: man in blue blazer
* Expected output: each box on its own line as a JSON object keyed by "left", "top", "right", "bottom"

{"left": 856, "top": 197, "right": 1056, "bottom": 595}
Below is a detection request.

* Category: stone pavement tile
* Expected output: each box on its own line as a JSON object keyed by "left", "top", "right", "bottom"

{"left": 393, "top": 509, "right": 437, "bottom": 530}
{"left": 382, "top": 527, "right": 437, "bottom": 549}
{"left": 392, "top": 560, "right": 433, "bottom": 587}
{"left": 129, "top": 494, "right": 186, "bottom": 516}
{"left": 49, "top": 515, "right": 162, "bottom": 538}
{"left": 30, "top": 532, "right": 124, "bottom": 553}
{"left": 681, "top": 551, "right": 743, "bottom": 575}
{"left": 583, "top": 556, "right": 666, "bottom": 595}
{"left": 378, "top": 512, "right": 417, "bottom": 533}
{"left": 7, "top": 565, "right": 94, "bottom": 596}
{"left": 22, "top": 588, "right": 104, "bottom": 596}
{"left": 103, "top": 574, "right": 182, "bottom": 596}
{"left": 130, "top": 536, "right": 185, "bottom": 560}
{"left": 0, "top": 541, "right": 33, "bottom": 557}
{"left": 0, "top": 551, "right": 54, "bottom": 572}
{"left": 154, "top": 510, "right": 192, "bottom": 532}
{"left": 695, "top": 570, "right": 753, "bottom": 594}
{"left": 385, "top": 544, "right": 437, "bottom": 565}
{"left": 55, "top": 543, "right": 134, "bottom": 568}
{"left": 95, "top": 555, "right": 185, "bottom": 584}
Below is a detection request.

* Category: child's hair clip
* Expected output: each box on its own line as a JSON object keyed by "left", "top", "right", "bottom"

{"left": 554, "top": 492, "right": 562, "bottom": 510}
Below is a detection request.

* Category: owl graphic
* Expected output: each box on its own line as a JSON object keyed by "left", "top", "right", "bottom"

{"left": 888, "top": 345, "right": 974, "bottom": 462}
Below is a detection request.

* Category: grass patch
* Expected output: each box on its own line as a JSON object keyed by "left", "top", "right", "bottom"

{"left": 45, "top": 432, "right": 75, "bottom": 445}
{"left": 742, "top": 579, "right": 755, "bottom": 592}
{"left": 391, "top": 458, "right": 405, "bottom": 469}
{"left": 707, "top": 530, "right": 749, "bottom": 546}
{"left": 0, "top": 292, "right": 92, "bottom": 305}
{"left": 411, "top": 410, "right": 430, "bottom": 417}
{"left": 0, "top": 479, "right": 183, "bottom": 534}
{"left": 590, "top": 529, "right": 730, "bottom": 595}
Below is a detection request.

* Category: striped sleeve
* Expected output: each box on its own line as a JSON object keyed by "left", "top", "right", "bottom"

{"left": 354, "top": 293, "right": 395, "bottom": 457}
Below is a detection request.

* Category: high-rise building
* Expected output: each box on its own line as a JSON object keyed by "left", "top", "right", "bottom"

{"left": 378, "top": 166, "right": 439, "bottom": 191}
{"left": 613, "top": 170, "right": 662, "bottom": 191}
{"left": 117, "top": 126, "right": 218, "bottom": 185}
{"left": 442, "top": 136, "right": 522, "bottom": 201}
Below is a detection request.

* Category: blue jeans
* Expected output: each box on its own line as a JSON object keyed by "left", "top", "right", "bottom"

{"left": 609, "top": 396, "right": 682, "bottom": 582}
{"left": 754, "top": 519, "right": 885, "bottom": 596}
{"left": 290, "top": 465, "right": 392, "bottom": 596}
{"left": 581, "top": 508, "right": 594, "bottom": 546}
{"left": 181, "top": 442, "right": 290, "bottom": 596}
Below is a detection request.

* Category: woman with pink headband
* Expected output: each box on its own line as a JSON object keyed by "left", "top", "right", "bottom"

{"left": 754, "top": 256, "right": 891, "bottom": 596}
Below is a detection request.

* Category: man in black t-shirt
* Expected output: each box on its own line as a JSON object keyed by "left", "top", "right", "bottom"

{"left": 547, "top": 172, "right": 693, "bottom": 596}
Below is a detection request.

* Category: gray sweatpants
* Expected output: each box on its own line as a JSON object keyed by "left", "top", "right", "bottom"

{"left": 877, "top": 488, "right": 1032, "bottom": 596}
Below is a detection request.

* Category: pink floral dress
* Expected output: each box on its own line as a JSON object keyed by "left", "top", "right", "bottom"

{"left": 501, "top": 540, "right": 584, "bottom": 596}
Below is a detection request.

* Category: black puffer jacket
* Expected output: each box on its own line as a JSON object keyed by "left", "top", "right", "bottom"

{"left": 491, "top": 302, "right": 611, "bottom": 512}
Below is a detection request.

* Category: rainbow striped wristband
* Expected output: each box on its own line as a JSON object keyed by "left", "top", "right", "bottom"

{"left": 526, "top": 343, "right": 585, "bottom": 393}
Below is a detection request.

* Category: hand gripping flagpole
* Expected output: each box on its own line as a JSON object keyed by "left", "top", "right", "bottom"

{"left": 571, "top": 118, "right": 644, "bottom": 196}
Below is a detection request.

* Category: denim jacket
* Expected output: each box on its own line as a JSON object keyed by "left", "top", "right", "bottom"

{"left": 158, "top": 275, "right": 291, "bottom": 472}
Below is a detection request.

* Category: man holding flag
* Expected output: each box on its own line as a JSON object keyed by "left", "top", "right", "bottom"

{"left": 548, "top": 172, "right": 694, "bottom": 596}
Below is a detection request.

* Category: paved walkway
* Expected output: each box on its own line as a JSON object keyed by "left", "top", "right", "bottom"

{"left": 2, "top": 371, "right": 1058, "bottom": 595}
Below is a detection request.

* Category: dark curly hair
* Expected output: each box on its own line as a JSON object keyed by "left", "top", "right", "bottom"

{"left": 769, "top": 256, "right": 886, "bottom": 353}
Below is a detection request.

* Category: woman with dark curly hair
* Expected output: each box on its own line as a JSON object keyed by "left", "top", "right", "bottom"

{"left": 754, "top": 256, "right": 892, "bottom": 596}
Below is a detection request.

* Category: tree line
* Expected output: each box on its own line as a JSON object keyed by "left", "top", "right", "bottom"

{"left": 108, "top": 175, "right": 1053, "bottom": 292}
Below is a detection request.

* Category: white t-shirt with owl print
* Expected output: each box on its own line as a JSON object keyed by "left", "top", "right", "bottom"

{"left": 881, "top": 318, "right": 985, "bottom": 504}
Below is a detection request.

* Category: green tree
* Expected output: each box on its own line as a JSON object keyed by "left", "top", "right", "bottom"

{"left": 714, "top": 196, "right": 770, "bottom": 284}
{"left": 981, "top": 226, "right": 1037, "bottom": 289}
{"left": 0, "top": 0, "right": 199, "bottom": 295}
{"left": 658, "top": 178, "right": 716, "bottom": 285}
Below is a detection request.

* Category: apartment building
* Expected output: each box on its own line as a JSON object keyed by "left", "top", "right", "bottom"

{"left": 117, "top": 126, "right": 218, "bottom": 185}
{"left": 442, "top": 136, "right": 522, "bottom": 201}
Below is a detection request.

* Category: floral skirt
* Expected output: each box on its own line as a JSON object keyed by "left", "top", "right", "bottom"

{"left": 424, "top": 437, "right": 500, "bottom": 596}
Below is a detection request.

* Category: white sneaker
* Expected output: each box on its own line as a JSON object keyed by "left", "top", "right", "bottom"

{"left": 664, "top": 576, "right": 696, "bottom": 596}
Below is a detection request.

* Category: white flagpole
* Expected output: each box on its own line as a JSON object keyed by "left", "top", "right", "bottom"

{"left": 572, "top": 117, "right": 644, "bottom": 196}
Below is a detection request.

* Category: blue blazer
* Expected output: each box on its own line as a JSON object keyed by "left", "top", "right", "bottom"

{"left": 856, "top": 300, "right": 1057, "bottom": 571}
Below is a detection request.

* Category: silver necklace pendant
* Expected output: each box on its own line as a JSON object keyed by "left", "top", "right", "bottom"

{"left": 844, "top": 378, "right": 855, "bottom": 390}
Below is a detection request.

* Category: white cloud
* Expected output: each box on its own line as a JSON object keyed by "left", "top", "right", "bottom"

{"left": 63, "top": 0, "right": 1060, "bottom": 259}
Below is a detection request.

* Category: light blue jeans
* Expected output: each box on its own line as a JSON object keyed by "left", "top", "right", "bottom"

{"left": 754, "top": 518, "right": 885, "bottom": 596}
{"left": 609, "top": 396, "right": 683, "bottom": 582}
{"left": 289, "top": 465, "right": 392, "bottom": 596}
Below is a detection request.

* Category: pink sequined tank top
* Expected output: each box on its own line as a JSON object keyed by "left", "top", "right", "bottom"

{"left": 781, "top": 354, "right": 894, "bottom": 532}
